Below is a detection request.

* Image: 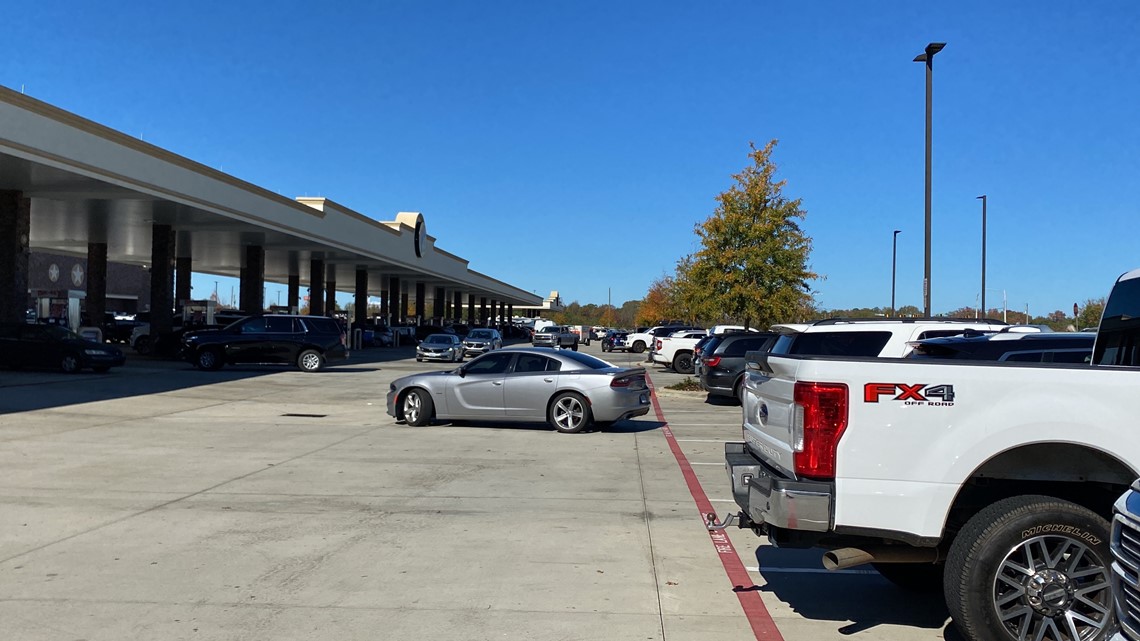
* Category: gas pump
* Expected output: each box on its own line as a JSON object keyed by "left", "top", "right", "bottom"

{"left": 180, "top": 299, "right": 217, "bottom": 328}
{"left": 32, "top": 289, "right": 83, "bottom": 329}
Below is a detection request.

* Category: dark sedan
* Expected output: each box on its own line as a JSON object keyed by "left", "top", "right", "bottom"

{"left": 0, "top": 323, "right": 126, "bottom": 373}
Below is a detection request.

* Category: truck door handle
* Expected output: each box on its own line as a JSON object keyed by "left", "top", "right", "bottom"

{"left": 544, "top": 377, "right": 554, "bottom": 383}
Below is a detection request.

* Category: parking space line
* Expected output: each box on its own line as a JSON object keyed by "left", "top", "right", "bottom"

{"left": 648, "top": 373, "right": 785, "bottom": 641}
{"left": 746, "top": 566, "right": 878, "bottom": 576}
{"left": 689, "top": 462, "right": 724, "bottom": 466}
{"left": 675, "top": 438, "right": 731, "bottom": 443}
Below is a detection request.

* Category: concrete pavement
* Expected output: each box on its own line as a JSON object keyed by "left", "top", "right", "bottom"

{"left": 0, "top": 342, "right": 953, "bottom": 640}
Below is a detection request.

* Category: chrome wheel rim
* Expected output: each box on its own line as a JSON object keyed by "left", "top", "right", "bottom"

{"left": 403, "top": 393, "right": 421, "bottom": 424}
{"left": 553, "top": 397, "right": 584, "bottom": 430}
{"left": 300, "top": 352, "right": 321, "bottom": 370}
{"left": 993, "top": 534, "right": 1112, "bottom": 641}
{"left": 199, "top": 351, "right": 216, "bottom": 369}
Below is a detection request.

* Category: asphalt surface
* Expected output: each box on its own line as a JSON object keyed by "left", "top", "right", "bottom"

{"left": 0, "top": 339, "right": 955, "bottom": 641}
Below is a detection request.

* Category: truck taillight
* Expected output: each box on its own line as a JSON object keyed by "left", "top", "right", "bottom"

{"left": 655, "top": 339, "right": 662, "bottom": 350}
{"left": 792, "top": 381, "right": 848, "bottom": 480}
{"left": 704, "top": 356, "right": 721, "bottom": 367}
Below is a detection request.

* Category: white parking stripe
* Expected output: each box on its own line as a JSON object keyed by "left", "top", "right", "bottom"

{"left": 709, "top": 498, "right": 736, "bottom": 503}
{"left": 675, "top": 439, "right": 730, "bottom": 443}
{"left": 746, "top": 567, "right": 878, "bottom": 575}
{"left": 689, "top": 462, "right": 724, "bottom": 466}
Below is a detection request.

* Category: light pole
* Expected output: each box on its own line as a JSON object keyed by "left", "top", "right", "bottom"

{"left": 891, "top": 230, "right": 901, "bottom": 316}
{"left": 977, "top": 195, "right": 987, "bottom": 317}
{"left": 914, "top": 41, "right": 945, "bottom": 317}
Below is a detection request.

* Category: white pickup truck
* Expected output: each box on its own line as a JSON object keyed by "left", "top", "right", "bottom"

{"left": 713, "top": 272, "right": 1140, "bottom": 641}
{"left": 650, "top": 329, "right": 708, "bottom": 374}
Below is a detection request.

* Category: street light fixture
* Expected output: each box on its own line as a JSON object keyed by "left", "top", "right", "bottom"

{"left": 914, "top": 41, "right": 945, "bottom": 317}
{"left": 977, "top": 195, "right": 987, "bottom": 317}
{"left": 891, "top": 230, "right": 902, "bottom": 316}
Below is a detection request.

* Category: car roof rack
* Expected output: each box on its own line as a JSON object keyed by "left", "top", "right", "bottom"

{"left": 811, "top": 317, "right": 1008, "bottom": 326}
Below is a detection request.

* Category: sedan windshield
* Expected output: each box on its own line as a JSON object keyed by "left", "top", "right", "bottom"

{"left": 424, "top": 335, "right": 454, "bottom": 344}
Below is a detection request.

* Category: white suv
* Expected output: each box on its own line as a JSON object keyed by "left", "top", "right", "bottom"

{"left": 767, "top": 318, "right": 1011, "bottom": 359}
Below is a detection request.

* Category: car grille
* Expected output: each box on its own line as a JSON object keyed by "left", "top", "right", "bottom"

{"left": 465, "top": 342, "right": 484, "bottom": 348}
{"left": 1113, "top": 495, "right": 1140, "bottom": 641}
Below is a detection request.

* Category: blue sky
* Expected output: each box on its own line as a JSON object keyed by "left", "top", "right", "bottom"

{"left": 5, "top": 2, "right": 1138, "bottom": 316}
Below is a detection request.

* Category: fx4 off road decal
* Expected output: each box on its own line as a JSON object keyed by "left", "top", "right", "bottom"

{"left": 863, "top": 383, "right": 955, "bottom": 406}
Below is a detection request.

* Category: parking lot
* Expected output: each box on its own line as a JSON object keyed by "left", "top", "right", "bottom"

{"left": 0, "top": 341, "right": 952, "bottom": 641}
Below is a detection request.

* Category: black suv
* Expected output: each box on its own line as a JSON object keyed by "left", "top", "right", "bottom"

{"left": 697, "top": 332, "right": 778, "bottom": 401}
{"left": 180, "top": 314, "right": 348, "bottom": 372}
{"left": 907, "top": 330, "right": 1094, "bottom": 363}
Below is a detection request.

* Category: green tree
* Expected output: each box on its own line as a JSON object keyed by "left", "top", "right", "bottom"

{"left": 1077, "top": 297, "right": 1106, "bottom": 331}
{"left": 681, "top": 140, "right": 817, "bottom": 329}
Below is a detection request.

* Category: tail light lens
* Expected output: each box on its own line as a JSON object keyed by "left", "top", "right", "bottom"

{"left": 704, "top": 356, "right": 722, "bottom": 367}
{"left": 792, "top": 381, "right": 849, "bottom": 479}
{"left": 611, "top": 375, "right": 646, "bottom": 390}
{"left": 655, "top": 339, "right": 662, "bottom": 350}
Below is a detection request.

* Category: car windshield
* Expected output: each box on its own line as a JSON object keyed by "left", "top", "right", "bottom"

{"left": 42, "top": 325, "right": 79, "bottom": 340}
{"left": 468, "top": 330, "right": 494, "bottom": 339}
{"left": 559, "top": 352, "right": 616, "bottom": 370}
{"left": 424, "top": 334, "right": 454, "bottom": 344}
{"left": 539, "top": 327, "right": 558, "bottom": 333}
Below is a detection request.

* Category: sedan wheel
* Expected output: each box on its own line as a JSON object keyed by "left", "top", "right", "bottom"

{"left": 60, "top": 354, "right": 80, "bottom": 373}
{"left": 402, "top": 389, "right": 433, "bottom": 426}
{"left": 548, "top": 392, "right": 591, "bottom": 434}
{"left": 196, "top": 349, "right": 224, "bottom": 371}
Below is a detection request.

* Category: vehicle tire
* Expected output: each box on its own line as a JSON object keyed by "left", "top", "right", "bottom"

{"left": 134, "top": 335, "right": 153, "bottom": 355}
{"left": 631, "top": 340, "right": 646, "bottom": 354}
{"left": 673, "top": 352, "right": 695, "bottom": 375}
{"left": 195, "top": 348, "right": 224, "bottom": 371}
{"left": 297, "top": 349, "right": 323, "bottom": 372}
{"left": 601, "top": 343, "right": 610, "bottom": 352}
{"left": 401, "top": 389, "right": 433, "bottom": 426}
{"left": 733, "top": 378, "right": 745, "bottom": 404}
{"left": 571, "top": 342, "right": 578, "bottom": 352}
{"left": 93, "top": 366, "right": 111, "bottom": 374}
{"left": 873, "top": 562, "right": 944, "bottom": 593}
{"left": 60, "top": 354, "right": 80, "bottom": 373}
{"left": 944, "top": 495, "right": 1114, "bottom": 641}
{"left": 548, "top": 392, "right": 591, "bottom": 434}
{"left": 416, "top": 357, "right": 422, "bottom": 362}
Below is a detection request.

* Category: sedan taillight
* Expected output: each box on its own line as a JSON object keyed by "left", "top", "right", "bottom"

{"left": 611, "top": 375, "right": 646, "bottom": 390}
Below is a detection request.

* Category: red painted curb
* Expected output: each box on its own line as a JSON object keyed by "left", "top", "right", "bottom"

{"left": 647, "top": 376, "right": 785, "bottom": 641}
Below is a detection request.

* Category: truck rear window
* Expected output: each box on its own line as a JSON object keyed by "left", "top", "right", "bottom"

{"left": 1094, "top": 276, "right": 1140, "bottom": 366}
{"left": 786, "top": 331, "right": 892, "bottom": 357}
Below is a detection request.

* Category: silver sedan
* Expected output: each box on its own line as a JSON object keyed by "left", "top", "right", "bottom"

{"left": 386, "top": 347, "right": 651, "bottom": 433}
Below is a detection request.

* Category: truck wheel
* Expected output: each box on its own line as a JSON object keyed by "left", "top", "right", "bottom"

{"left": 944, "top": 495, "right": 1113, "bottom": 641}
{"left": 401, "top": 389, "right": 433, "bottom": 426}
{"left": 673, "top": 352, "right": 694, "bottom": 375}
{"left": 134, "top": 335, "right": 153, "bottom": 355}
{"left": 873, "top": 563, "right": 944, "bottom": 593}
{"left": 548, "top": 392, "right": 591, "bottom": 434}
{"left": 571, "top": 342, "right": 578, "bottom": 352}
{"left": 631, "top": 341, "right": 646, "bottom": 353}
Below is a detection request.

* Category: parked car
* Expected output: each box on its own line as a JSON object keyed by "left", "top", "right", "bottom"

{"left": 1111, "top": 479, "right": 1140, "bottom": 641}
{"left": 0, "top": 322, "right": 125, "bottom": 373}
{"left": 531, "top": 325, "right": 578, "bottom": 350}
{"left": 697, "top": 332, "right": 779, "bottom": 400}
{"left": 907, "top": 330, "right": 1093, "bottom": 362}
{"left": 386, "top": 347, "right": 651, "bottom": 433}
{"left": 601, "top": 329, "right": 630, "bottom": 352}
{"left": 625, "top": 325, "right": 703, "bottom": 354}
{"left": 417, "top": 333, "right": 464, "bottom": 362}
{"left": 179, "top": 314, "right": 348, "bottom": 372}
{"left": 462, "top": 328, "right": 502, "bottom": 356}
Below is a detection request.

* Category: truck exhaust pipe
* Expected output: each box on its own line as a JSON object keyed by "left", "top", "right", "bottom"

{"left": 822, "top": 546, "right": 942, "bottom": 570}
